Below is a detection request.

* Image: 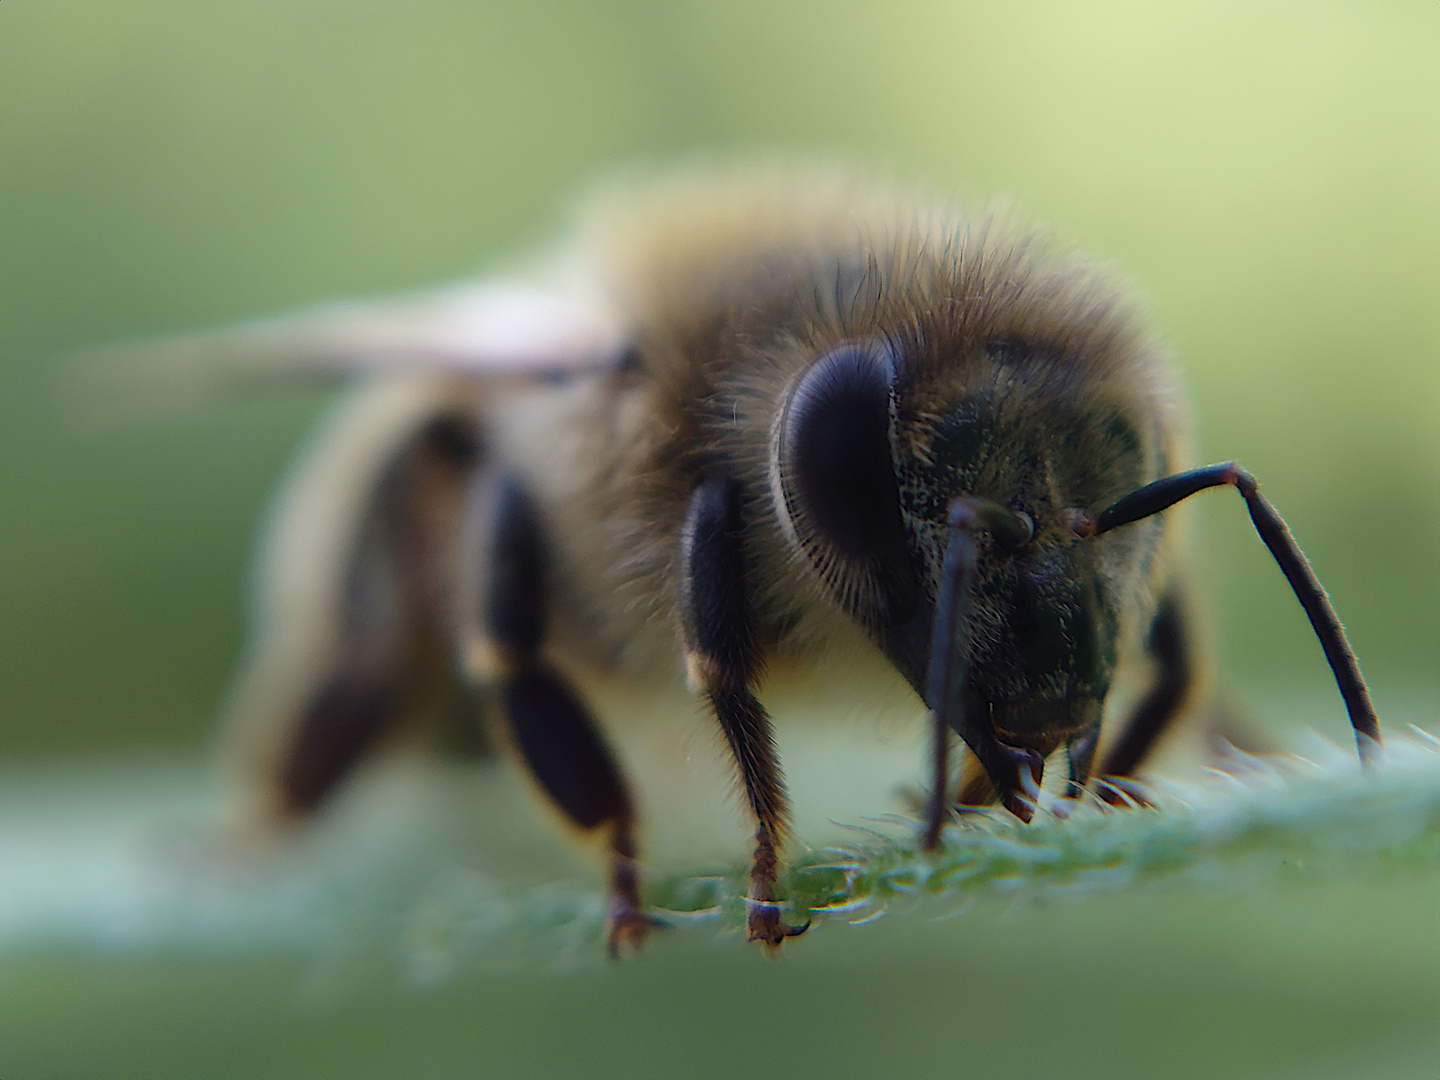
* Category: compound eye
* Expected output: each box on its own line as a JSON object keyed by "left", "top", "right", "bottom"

{"left": 779, "top": 343, "right": 904, "bottom": 565}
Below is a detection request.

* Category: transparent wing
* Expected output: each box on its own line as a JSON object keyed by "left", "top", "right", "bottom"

{"left": 66, "top": 279, "right": 627, "bottom": 428}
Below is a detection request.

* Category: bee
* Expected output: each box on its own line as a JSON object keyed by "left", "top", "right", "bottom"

{"left": 96, "top": 165, "right": 1381, "bottom": 954}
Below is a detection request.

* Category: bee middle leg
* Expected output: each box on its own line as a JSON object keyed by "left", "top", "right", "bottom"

{"left": 468, "top": 475, "right": 657, "bottom": 956}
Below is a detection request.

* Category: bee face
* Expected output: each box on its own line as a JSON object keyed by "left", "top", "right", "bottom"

{"left": 772, "top": 314, "right": 1166, "bottom": 759}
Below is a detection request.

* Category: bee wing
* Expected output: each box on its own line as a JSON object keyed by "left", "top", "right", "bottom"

{"left": 67, "top": 279, "right": 627, "bottom": 429}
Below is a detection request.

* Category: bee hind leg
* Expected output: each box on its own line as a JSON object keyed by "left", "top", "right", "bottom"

{"left": 258, "top": 526, "right": 417, "bottom": 820}
{"left": 469, "top": 475, "right": 658, "bottom": 956}
{"left": 262, "top": 413, "right": 484, "bottom": 820}
{"left": 274, "top": 656, "right": 407, "bottom": 818}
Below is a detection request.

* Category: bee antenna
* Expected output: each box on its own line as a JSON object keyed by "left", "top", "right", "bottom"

{"left": 921, "top": 498, "right": 1042, "bottom": 851}
{"left": 1079, "top": 462, "right": 1382, "bottom": 764}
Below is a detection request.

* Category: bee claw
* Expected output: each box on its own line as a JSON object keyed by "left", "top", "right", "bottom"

{"left": 747, "top": 905, "right": 810, "bottom": 953}
{"left": 606, "top": 905, "right": 667, "bottom": 958}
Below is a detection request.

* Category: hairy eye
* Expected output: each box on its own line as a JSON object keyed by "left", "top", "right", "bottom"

{"left": 779, "top": 342, "right": 908, "bottom": 571}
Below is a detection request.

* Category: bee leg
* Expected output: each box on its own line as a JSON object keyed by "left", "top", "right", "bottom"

{"left": 269, "top": 518, "right": 413, "bottom": 817}
{"left": 276, "top": 652, "right": 404, "bottom": 818}
{"left": 500, "top": 665, "right": 657, "bottom": 956}
{"left": 472, "top": 476, "right": 658, "bottom": 956}
{"left": 269, "top": 414, "right": 482, "bottom": 819}
{"left": 1065, "top": 723, "right": 1102, "bottom": 796}
{"left": 1092, "top": 591, "right": 1191, "bottom": 804}
{"left": 679, "top": 478, "right": 807, "bottom": 952}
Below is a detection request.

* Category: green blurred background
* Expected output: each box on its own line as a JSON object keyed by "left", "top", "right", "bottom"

{"left": 1, "top": 1, "right": 1437, "bottom": 755}
{"left": 0, "top": 3, "right": 1437, "bottom": 1077}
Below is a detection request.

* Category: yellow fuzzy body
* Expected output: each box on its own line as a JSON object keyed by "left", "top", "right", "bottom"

{"left": 214, "top": 164, "right": 1196, "bottom": 845}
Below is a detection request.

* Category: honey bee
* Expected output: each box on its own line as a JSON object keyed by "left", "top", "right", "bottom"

{"left": 97, "top": 165, "right": 1381, "bottom": 954}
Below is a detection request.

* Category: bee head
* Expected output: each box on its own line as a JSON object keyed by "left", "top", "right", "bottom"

{"left": 774, "top": 337, "right": 1161, "bottom": 760}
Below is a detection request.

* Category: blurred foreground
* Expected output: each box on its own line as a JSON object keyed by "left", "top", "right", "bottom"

{"left": 1, "top": 710, "right": 1438, "bottom": 1078}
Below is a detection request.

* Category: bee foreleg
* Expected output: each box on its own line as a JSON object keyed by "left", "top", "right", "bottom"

{"left": 469, "top": 476, "right": 657, "bottom": 956}
{"left": 679, "top": 477, "right": 807, "bottom": 952}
